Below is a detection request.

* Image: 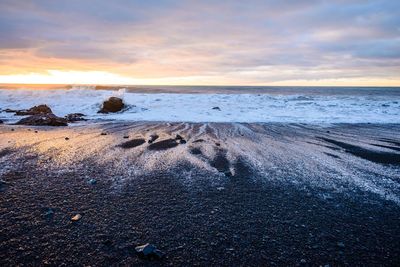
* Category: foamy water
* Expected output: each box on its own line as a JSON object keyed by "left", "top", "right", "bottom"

{"left": 0, "top": 86, "right": 399, "bottom": 123}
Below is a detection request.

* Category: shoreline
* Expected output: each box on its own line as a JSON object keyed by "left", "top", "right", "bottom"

{"left": 1, "top": 122, "right": 399, "bottom": 265}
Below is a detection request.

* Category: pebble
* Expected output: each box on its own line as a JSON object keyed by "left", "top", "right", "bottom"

{"left": 88, "top": 179, "right": 97, "bottom": 185}
{"left": 71, "top": 214, "right": 82, "bottom": 221}
{"left": 135, "top": 243, "right": 164, "bottom": 260}
{"left": 65, "top": 137, "right": 69, "bottom": 140}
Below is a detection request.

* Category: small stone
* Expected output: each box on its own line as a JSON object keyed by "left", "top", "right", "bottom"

{"left": 65, "top": 137, "right": 69, "bottom": 140}
{"left": 88, "top": 179, "right": 97, "bottom": 185}
{"left": 135, "top": 243, "right": 164, "bottom": 260}
{"left": 100, "top": 132, "right": 107, "bottom": 136}
{"left": 71, "top": 214, "right": 82, "bottom": 221}
{"left": 215, "top": 142, "right": 221, "bottom": 147}
{"left": 212, "top": 106, "right": 221, "bottom": 111}
{"left": 175, "top": 134, "right": 183, "bottom": 140}
{"left": 11, "top": 128, "right": 14, "bottom": 131}
{"left": 148, "top": 134, "right": 159, "bottom": 143}
{"left": 35, "top": 130, "right": 38, "bottom": 133}
{"left": 179, "top": 139, "right": 186, "bottom": 144}
{"left": 123, "top": 135, "right": 129, "bottom": 139}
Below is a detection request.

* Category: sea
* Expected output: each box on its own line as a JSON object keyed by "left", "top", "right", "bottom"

{"left": 0, "top": 85, "right": 399, "bottom": 123}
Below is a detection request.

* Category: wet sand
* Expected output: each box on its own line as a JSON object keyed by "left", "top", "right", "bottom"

{"left": 0, "top": 122, "right": 399, "bottom": 266}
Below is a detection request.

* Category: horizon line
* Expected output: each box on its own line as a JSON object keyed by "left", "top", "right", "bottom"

{"left": 1, "top": 83, "right": 400, "bottom": 88}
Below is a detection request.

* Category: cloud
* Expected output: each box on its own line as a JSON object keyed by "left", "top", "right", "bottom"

{"left": 0, "top": 0, "right": 399, "bottom": 84}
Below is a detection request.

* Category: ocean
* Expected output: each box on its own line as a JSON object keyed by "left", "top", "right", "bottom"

{"left": 0, "top": 85, "right": 399, "bottom": 123}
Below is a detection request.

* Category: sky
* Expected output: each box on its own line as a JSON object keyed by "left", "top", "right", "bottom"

{"left": 0, "top": 0, "right": 399, "bottom": 86}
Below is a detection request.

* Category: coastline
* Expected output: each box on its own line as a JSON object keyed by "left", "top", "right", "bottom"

{"left": 1, "top": 122, "right": 399, "bottom": 265}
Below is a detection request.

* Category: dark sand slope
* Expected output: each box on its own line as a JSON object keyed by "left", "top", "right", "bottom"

{"left": 0, "top": 123, "right": 399, "bottom": 266}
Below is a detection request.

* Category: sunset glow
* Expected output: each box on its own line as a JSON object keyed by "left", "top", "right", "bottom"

{"left": 0, "top": 1, "right": 399, "bottom": 86}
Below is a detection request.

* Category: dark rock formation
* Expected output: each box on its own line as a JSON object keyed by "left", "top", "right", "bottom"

{"left": 148, "top": 134, "right": 159, "bottom": 143}
{"left": 15, "top": 105, "right": 53, "bottom": 116}
{"left": 65, "top": 113, "right": 86, "bottom": 122}
{"left": 3, "top": 108, "right": 19, "bottom": 113}
{"left": 148, "top": 139, "right": 178, "bottom": 150}
{"left": 98, "top": 97, "right": 124, "bottom": 113}
{"left": 16, "top": 114, "right": 68, "bottom": 126}
{"left": 119, "top": 138, "right": 146, "bottom": 149}
{"left": 135, "top": 243, "right": 164, "bottom": 260}
{"left": 190, "top": 147, "right": 202, "bottom": 155}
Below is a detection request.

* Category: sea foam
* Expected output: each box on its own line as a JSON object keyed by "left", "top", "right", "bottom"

{"left": 0, "top": 87, "right": 399, "bottom": 123}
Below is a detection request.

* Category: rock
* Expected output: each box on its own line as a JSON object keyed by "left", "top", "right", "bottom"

{"left": 65, "top": 137, "right": 69, "bottom": 140}
{"left": 119, "top": 138, "right": 146, "bottom": 149}
{"left": 135, "top": 243, "right": 164, "bottom": 260}
{"left": 16, "top": 114, "right": 68, "bottom": 126}
{"left": 148, "top": 139, "right": 178, "bottom": 151}
{"left": 100, "top": 132, "right": 107, "bottom": 136}
{"left": 179, "top": 139, "right": 187, "bottom": 144}
{"left": 175, "top": 134, "right": 183, "bottom": 140}
{"left": 71, "top": 214, "right": 82, "bottom": 221}
{"left": 190, "top": 147, "right": 202, "bottom": 155}
{"left": 98, "top": 97, "right": 124, "bottom": 113}
{"left": 4, "top": 108, "right": 19, "bottom": 113}
{"left": 0, "top": 179, "right": 10, "bottom": 191}
{"left": 11, "top": 128, "right": 14, "bottom": 131}
{"left": 65, "top": 113, "right": 86, "bottom": 122}
{"left": 148, "top": 134, "right": 159, "bottom": 143}
{"left": 212, "top": 106, "right": 221, "bottom": 111}
{"left": 123, "top": 135, "right": 129, "bottom": 139}
{"left": 15, "top": 105, "right": 53, "bottom": 116}
{"left": 88, "top": 179, "right": 97, "bottom": 185}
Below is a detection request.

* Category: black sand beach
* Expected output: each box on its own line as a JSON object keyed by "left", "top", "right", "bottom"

{"left": 0, "top": 122, "right": 399, "bottom": 266}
